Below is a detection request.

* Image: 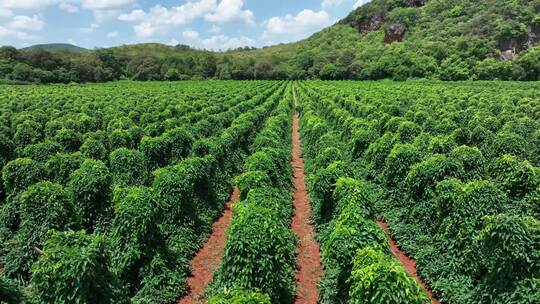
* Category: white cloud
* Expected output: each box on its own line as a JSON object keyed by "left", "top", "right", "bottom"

{"left": 81, "top": 0, "right": 133, "bottom": 10}
{"left": 209, "top": 25, "right": 221, "bottom": 33}
{"left": 10, "top": 14, "right": 44, "bottom": 31}
{"left": 134, "top": 22, "right": 156, "bottom": 38}
{"left": 167, "top": 38, "right": 179, "bottom": 46}
{"left": 0, "top": 25, "right": 31, "bottom": 39}
{"left": 59, "top": 1, "right": 79, "bottom": 13}
{"left": 122, "top": 0, "right": 217, "bottom": 38}
{"left": 200, "top": 35, "right": 254, "bottom": 50}
{"left": 322, "top": 0, "right": 346, "bottom": 9}
{"left": 1, "top": 0, "right": 57, "bottom": 10}
{"left": 263, "top": 9, "right": 331, "bottom": 39}
{"left": 107, "top": 31, "right": 119, "bottom": 38}
{"left": 93, "top": 9, "right": 122, "bottom": 22}
{"left": 353, "top": 0, "right": 371, "bottom": 9}
{"left": 80, "top": 23, "right": 99, "bottom": 33}
{"left": 183, "top": 29, "right": 199, "bottom": 40}
{"left": 120, "top": 0, "right": 253, "bottom": 39}
{"left": 205, "top": 0, "right": 254, "bottom": 24}
{"left": 118, "top": 9, "right": 146, "bottom": 21}
{"left": 0, "top": 9, "right": 13, "bottom": 18}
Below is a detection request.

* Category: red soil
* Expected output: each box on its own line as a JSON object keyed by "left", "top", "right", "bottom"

{"left": 291, "top": 113, "right": 324, "bottom": 304}
{"left": 376, "top": 219, "right": 440, "bottom": 304}
{"left": 177, "top": 187, "right": 240, "bottom": 304}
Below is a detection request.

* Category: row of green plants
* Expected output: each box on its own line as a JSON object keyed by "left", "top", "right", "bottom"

{"left": 300, "top": 80, "right": 540, "bottom": 304}
{"left": 207, "top": 84, "right": 296, "bottom": 304}
{"left": 0, "top": 81, "right": 287, "bottom": 303}
{"left": 296, "top": 83, "right": 430, "bottom": 304}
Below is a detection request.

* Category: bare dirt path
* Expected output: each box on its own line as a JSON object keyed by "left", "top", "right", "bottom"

{"left": 376, "top": 219, "right": 440, "bottom": 304}
{"left": 291, "top": 110, "right": 324, "bottom": 304}
{"left": 177, "top": 187, "right": 240, "bottom": 304}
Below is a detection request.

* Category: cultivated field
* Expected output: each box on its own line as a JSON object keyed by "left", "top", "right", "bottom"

{"left": 0, "top": 80, "right": 538, "bottom": 304}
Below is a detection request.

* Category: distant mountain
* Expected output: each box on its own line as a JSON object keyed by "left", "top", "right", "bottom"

{"left": 22, "top": 43, "right": 87, "bottom": 53}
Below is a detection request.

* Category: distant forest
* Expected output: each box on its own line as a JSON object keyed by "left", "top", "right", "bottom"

{"left": 1, "top": 0, "right": 540, "bottom": 83}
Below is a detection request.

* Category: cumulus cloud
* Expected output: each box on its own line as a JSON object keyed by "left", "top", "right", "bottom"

{"left": 118, "top": 9, "right": 146, "bottom": 21}
{"left": 0, "top": 9, "right": 13, "bottom": 18}
{"left": 94, "top": 9, "right": 123, "bottom": 22}
{"left": 107, "top": 31, "right": 119, "bottom": 38}
{"left": 353, "top": 0, "right": 371, "bottom": 9}
{"left": 322, "top": 0, "right": 346, "bottom": 9}
{"left": 134, "top": 22, "right": 156, "bottom": 38}
{"left": 263, "top": 9, "right": 331, "bottom": 39}
{"left": 183, "top": 29, "right": 199, "bottom": 40}
{"left": 10, "top": 14, "right": 44, "bottom": 31}
{"left": 205, "top": 0, "right": 254, "bottom": 24}
{"left": 1, "top": 0, "right": 57, "bottom": 10}
{"left": 0, "top": 25, "right": 31, "bottom": 39}
{"left": 80, "top": 23, "right": 99, "bottom": 33}
{"left": 167, "top": 38, "right": 179, "bottom": 46}
{"left": 120, "top": 0, "right": 254, "bottom": 38}
{"left": 201, "top": 34, "right": 254, "bottom": 50}
{"left": 81, "top": 0, "right": 133, "bottom": 10}
{"left": 59, "top": 1, "right": 79, "bottom": 13}
{"left": 209, "top": 25, "right": 221, "bottom": 33}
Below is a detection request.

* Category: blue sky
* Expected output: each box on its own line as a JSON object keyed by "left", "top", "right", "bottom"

{"left": 0, "top": 0, "right": 370, "bottom": 50}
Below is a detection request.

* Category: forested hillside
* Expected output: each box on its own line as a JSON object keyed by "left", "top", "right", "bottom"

{"left": 1, "top": 0, "right": 539, "bottom": 83}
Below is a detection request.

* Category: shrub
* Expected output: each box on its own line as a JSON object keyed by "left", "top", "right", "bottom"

{"left": 140, "top": 135, "right": 170, "bottom": 171}
{"left": 396, "top": 121, "right": 422, "bottom": 143}
{"left": 406, "top": 154, "right": 464, "bottom": 200}
{"left": 44, "top": 152, "right": 85, "bottom": 185}
{"left": 365, "top": 132, "right": 397, "bottom": 172}
{"left": 80, "top": 138, "right": 108, "bottom": 161}
{"left": 350, "top": 128, "right": 378, "bottom": 159}
{"left": 29, "top": 230, "right": 125, "bottom": 304}
{"left": 14, "top": 120, "right": 41, "bottom": 148}
{"left": 53, "top": 128, "right": 83, "bottom": 152}
{"left": 110, "top": 187, "right": 167, "bottom": 288}
{"left": 109, "top": 148, "right": 147, "bottom": 187}
{"left": 428, "top": 135, "right": 456, "bottom": 154}
{"left": 235, "top": 171, "right": 272, "bottom": 201}
{"left": 207, "top": 289, "right": 271, "bottom": 304}
{"left": 348, "top": 247, "right": 429, "bottom": 304}
{"left": 449, "top": 145, "right": 486, "bottom": 181}
{"left": 492, "top": 131, "right": 529, "bottom": 160}
{"left": 489, "top": 155, "right": 539, "bottom": 199}
{"left": 476, "top": 214, "right": 540, "bottom": 301}
{"left": 67, "top": 159, "right": 111, "bottom": 231}
{"left": 20, "top": 141, "right": 61, "bottom": 163}
{"left": 212, "top": 204, "right": 297, "bottom": 304}
{"left": 435, "top": 179, "right": 509, "bottom": 254}
{"left": 310, "top": 161, "right": 353, "bottom": 224}
{"left": 383, "top": 143, "right": 422, "bottom": 187}
{"left": 164, "top": 127, "right": 193, "bottom": 163}
{"left": 2, "top": 158, "right": 44, "bottom": 195}
{"left": 3, "top": 181, "right": 78, "bottom": 277}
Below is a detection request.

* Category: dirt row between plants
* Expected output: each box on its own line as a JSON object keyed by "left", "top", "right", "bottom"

{"left": 376, "top": 219, "right": 440, "bottom": 304}
{"left": 177, "top": 187, "right": 240, "bottom": 304}
{"left": 291, "top": 112, "right": 324, "bottom": 304}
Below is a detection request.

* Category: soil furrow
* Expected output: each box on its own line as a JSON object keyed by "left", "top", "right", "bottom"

{"left": 177, "top": 187, "right": 240, "bottom": 304}
{"left": 376, "top": 219, "right": 440, "bottom": 304}
{"left": 291, "top": 112, "right": 324, "bottom": 304}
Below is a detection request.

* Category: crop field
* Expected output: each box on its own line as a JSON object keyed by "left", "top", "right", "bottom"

{"left": 0, "top": 80, "right": 538, "bottom": 304}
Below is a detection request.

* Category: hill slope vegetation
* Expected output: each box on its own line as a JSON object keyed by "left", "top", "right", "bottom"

{"left": 1, "top": 0, "right": 539, "bottom": 83}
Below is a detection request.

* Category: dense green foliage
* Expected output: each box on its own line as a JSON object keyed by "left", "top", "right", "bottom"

{"left": 0, "top": 81, "right": 287, "bottom": 303}
{"left": 210, "top": 84, "right": 296, "bottom": 303}
{"left": 0, "top": 79, "right": 538, "bottom": 303}
{"left": 297, "top": 80, "right": 540, "bottom": 304}
{"left": 298, "top": 84, "right": 432, "bottom": 303}
{"left": 2, "top": 0, "right": 540, "bottom": 83}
